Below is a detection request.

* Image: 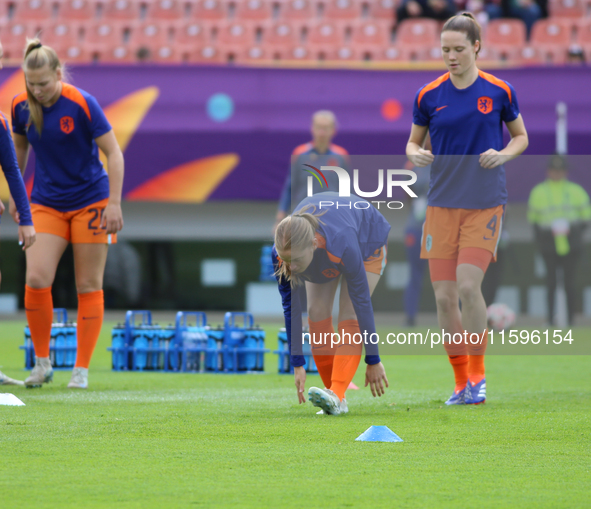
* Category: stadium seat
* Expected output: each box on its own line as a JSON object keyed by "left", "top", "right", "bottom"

{"left": 484, "top": 19, "right": 527, "bottom": 62}
{"left": 56, "top": 0, "right": 99, "bottom": 21}
{"left": 173, "top": 20, "right": 211, "bottom": 47}
{"left": 97, "top": 44, "right": 137, "bottom": 63}
{"left": 234, "top": 0, "right": 273, "bottom": 22}
{"left": 186, "top": 44, "right": 226, "bottom": 63}
{"left": 12, "top": 0, "right": 55, "bottom": 22}
{"left": 531, "top": 18, "right": 573, "bottom": 45}
{"left": 485, "top": 19, "right": 527, "bottom": 48}
{"left": 518, "top": 45, "right": 545, "bottom": 65}
{"left": 148, "top": 44, "right": 185, "bottom": 62}
{"left": 390, "top": 43, "right": 430, "bottom": 61}
{"left": 1, "top": 22, "right": 40, "bottom": 61}
{"left": 216, "top": 21, "right": 257, "bottom": 47}
{"left": 279, "top": 0, "right": 317, "bottom": 20}
{"left": 102, "top": 0, "right": 142, "bottom": 21}
{"left": 322, "top": 0, "right": 363, "bottom": 21}
{"left": 575, "top": 18, "right": 591, "bottom": 45}
{"left": 306, "top": 21, "right": 346, "bottom": 46}
{"left": 129, "top": 22, "right": 173, "bottom": 47}
{"left": 396, "top": 19, "right": 439, "bottom": 48}
{"left": 145, "top": 0, "right": 186, "bottom": 21}
{"left": 0, "top": 1, "right": 10, "bottom": 21}
{"left": 57, "top": 44, "right": 95, "bottom": 63}
{"left": 581, "top": 43, "right": 591, "bottom": 62}
{"left": 351, "top": 20, "right": 392, "bottom": 47}
{"left": 188, "top": 0, "right": 227, "bottom": 20}
{"left": 368, "top": 0, "right": 396, "bottom": 21}
{"left": 40, "top": 22, "right": 83, "bottom": 49}
{"left": 263, "top": 21, "right": 301, "bottom": 47}
{"left": 232, "top": 45, "right": 271, "bottom": 63}
{"left": 278, "top": 45, "right": 315, "bottom": 60}
{"left": 549, "top": 0, "right": 585, "bottom": 18}
{"left": 83, "top": 22, "right": 128, "bottom": 48}
{"left": 530, "top": 18, "right": 572, "bottom": 63}
{"left": 381, "top": 45, "right": 416, "bottom": 61}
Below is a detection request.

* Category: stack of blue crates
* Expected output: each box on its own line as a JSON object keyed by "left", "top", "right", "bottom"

{"left": 109, "top": 310, "right": 268, "bottom": 373}
{"left": 21, "top": 308, "right": 77, "bottom": 369}
{"left": 275, "top": 327, "right": 318, "bottom": 374}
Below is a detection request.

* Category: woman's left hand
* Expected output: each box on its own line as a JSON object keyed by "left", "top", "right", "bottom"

{"left": 479, "top": 149, "right": 507, "bottom": 169}
{"left": 101, "top": 202, "right": 124, "bottom": 234}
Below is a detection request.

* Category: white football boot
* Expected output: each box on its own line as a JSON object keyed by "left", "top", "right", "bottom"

{"left": 308, "top": 387, "right": 342, "bottom": 415}
{"left": 0, "top": 370, "right": 25, "bottom": 386}
{"left": 67, "top": 367, "right": 88, "bottom": 389}
{"left": 25, "top": 357, "right": 53, "bottom": 388}
{"left": 318, "top": 399, "right": 349, "bottom": 414}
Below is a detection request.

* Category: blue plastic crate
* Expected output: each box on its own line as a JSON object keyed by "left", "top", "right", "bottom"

{"left": 108, "top": 310, "right": 153, "bottom": 371}
{"left": 222, "top": 312, "right": 269, "bottom": 373}
{"left": 175, "top": 311, "right": 208, "bottom": 372}
{"left": 275, "top": 327, "right": 317, "bottom": 374}
{"left": 20, "top": 308, "right": 77, "bottom": 370}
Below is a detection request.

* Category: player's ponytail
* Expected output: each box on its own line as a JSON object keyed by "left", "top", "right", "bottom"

{"left": 442, "top": 12, "right": 482, "bottom": 58}
{"left": 274, "top": 205, "right": 326, "bottom": 287}
{"left": 22, "top": 39, "right": 65, "bottom": 134}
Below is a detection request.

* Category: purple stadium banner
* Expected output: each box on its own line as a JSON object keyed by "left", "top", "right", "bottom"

{"left": 1, "top": 65, "right": 589, "bottom": 203}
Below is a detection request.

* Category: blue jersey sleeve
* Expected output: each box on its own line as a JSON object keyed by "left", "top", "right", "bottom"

{"left": 11, "top": 98, "right": 27, "bottom": 136}
{"left": 501, "top": 82, "right": 520, "bottom": 124}
{"left": 412, "top": 86, "right": 429, "bottom": 127}
{"left": 340, "top": 233, "right": 381, "bottom": 365}
{"left": 0, "top": 113, "right": 32, "bottom": 226}
{"left": 273, "top": 246, "right": 305, "bottom": 367}
{"left": 86, "top": 94, "right": 112, "bottom": 139}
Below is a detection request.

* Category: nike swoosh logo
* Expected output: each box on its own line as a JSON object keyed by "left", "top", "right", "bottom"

{"left": 93, "top": 231, "right": 104, "bottom": 235}
{"left": 483, "top": 236, "right": 494, "bottom": 240}
{"left": 82, "top": 316, "right": 100, "bottom": 320}
{"left": 436, "top": 106, "right": 448, "bottom": 112}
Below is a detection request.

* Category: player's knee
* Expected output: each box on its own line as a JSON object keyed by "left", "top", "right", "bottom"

{"left": 338, "top": 310, "right": 357, "bottom": 323}
{"left": 457, "top": 280, "right": 480, "bottom": 306}
{"left": 434, "top": 292, "right": 455, "bottom": 314}
{"left": 26, "top": 271, "right": 54, "bottom": 289}
{"left": 75, "top": 278, "right": 102, "bottom": 294}
{"left": 308, "top": 303, "right": 332, "bottom": 322}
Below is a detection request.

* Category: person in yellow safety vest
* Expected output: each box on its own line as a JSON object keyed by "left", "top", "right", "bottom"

{"left": 528, "top": 155, "right": 591, "bottom": 326}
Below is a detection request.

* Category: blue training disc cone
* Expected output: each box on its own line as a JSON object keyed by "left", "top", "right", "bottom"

{"left": 355, "top": 425, "right": 403, "bottom": 442}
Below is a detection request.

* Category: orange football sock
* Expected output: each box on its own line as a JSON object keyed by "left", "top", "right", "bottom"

{"left": 448, "top": 355, "right": 469, "bottom": 393}
{"left": 468, "top": 330, "right": 488, "bottom": 385}
{"left": 25, "top": 285, "right": 53, "bottom": 358}
{"left": 443, "top": 335, "right": 468, "bottom": 393}
{"left": 309, "top": 316, "right": 336, "bottom": 389}
{"left": 329, "top": 320, "right": 362, "bottom": 401}
{"left": 75, "top": 290, "right": 104, "bottom": 369}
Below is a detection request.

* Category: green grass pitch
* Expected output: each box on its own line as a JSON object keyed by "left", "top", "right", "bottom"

{"left": 0, "top": 319, "right": 589, "bottom": 509}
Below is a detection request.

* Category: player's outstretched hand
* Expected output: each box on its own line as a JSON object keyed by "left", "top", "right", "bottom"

{"left": 479, "top": 149, "right": 507, "bottom": 169}
{"left": 102, "top": 202, "right": 124, "bottom": 234}
{"left": 365, "top": 362, "right": 389, "bottom": 397}
{"left": 18, "top": 225, "right": 36, "bottom": 250}
{"left": 294, "top": 366, "right": 307, "bottom": 404}
{"left": 410, "top": 149, "right": 435, "bottom": 168}
{"left": 8, "top": 196, "right": 19, "bottom": 224}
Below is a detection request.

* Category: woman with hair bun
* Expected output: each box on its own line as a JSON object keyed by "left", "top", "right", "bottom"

{"left": 11, "top": 39, "right": 124, "bottom": 389}
{"left": 406, "top": 12, "right": 529, "bottom": 405}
